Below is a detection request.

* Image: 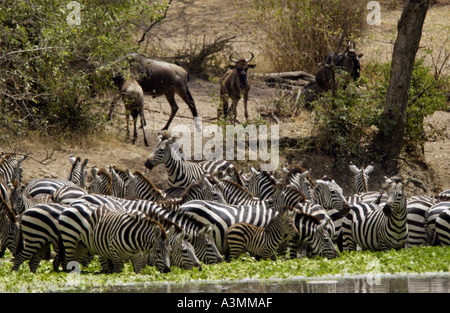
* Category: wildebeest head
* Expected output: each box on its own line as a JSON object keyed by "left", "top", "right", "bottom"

{"left": 316, "top": 41, "right": 363, "bottom": 91}
{"left": 229, "top": 52, "right": 256, "bottom": 88}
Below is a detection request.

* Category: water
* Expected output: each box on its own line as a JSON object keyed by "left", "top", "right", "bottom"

{"left": 82, "top": 273, "right": 450, "bottom": 293}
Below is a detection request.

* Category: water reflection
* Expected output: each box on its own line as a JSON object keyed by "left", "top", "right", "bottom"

{"left": 86, "top": 274, "right": 450, "bottom": 293}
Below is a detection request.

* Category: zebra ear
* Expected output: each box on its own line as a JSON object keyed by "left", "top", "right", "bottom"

{"left": 349, "top": 163, "right": 360, "bottom": 174}
{"left": 126, "top": 169, "right": 134, "bottom": 180}
{"left": 250, "top": 167, "right": 259, "bottom": 175}
{"left": 364, "top": 163, "right": 374, "bottom": 174}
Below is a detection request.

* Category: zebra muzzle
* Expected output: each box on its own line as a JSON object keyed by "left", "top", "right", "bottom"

{"left": 144, "top": 159, "right": 154, "bottom": 170}
{"left": 383, "top": 203, "right": 393, "bottom": 217}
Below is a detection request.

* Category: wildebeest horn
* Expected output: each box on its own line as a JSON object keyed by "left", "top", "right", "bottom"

{"left": 229, "top": 53, "right": 239, "bottom": 63}
{"left": 245, "top": 51, "right": 254, "bottom": 63}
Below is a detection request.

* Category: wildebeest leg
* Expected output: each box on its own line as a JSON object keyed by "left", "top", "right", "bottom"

{"left": 108, "top": 97, "right": 120, "bottom": 121}
{"left": 230, "top": 98, "right": 239, "bottom": 125}
{"left": 162, "top": 92, "right": 178, "bottom": 130}
{"left": 139, "top": 109, "right": 149, "bottom": 146}
{"left": 243, "top": 91, "right": 249, "bottom": 122}
{"left": 176, "top": 87, "right": 201, "bottom": 131}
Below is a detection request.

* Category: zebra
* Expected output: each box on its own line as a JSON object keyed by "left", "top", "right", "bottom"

{"left": 425, "top": 201, "right": 450, "bottom": 245}
{"left": 437, "top": 189, "right": 450, "bottom": 202}
{"left": 435, "top": 208, "right": 450, "bottom": 246}
{"left": 88, "top": 166, "right": 112, "bottom": 195}
{"left": 282, "top": 165, "right": 313, "bottom": 200}
{"left": 224, "top": 167, "right": 278, "bottom": 201}
{"left": 125, "top": 170, "right": 165, "bottom": 202}
{"left": 342, "top": 177, "right": 425, "bottom": 251}
{"left": 144, "top": 132, "right": 233, "bottom": 188}
{"left": 68, "top": 155, "right": 89, "bottom": 188}
{"left": 9, "top": 167, "right": 53, "bottom": 218}
{"left": 24, "top": 178, "right": 76, "bottom": 198}
{"left": 405, "top": 197, "right": 434, "bottom": 247}
{"left": 288, "top": 209, "right": 339, "bottom": 259}
{"left": 349, "top": 162, "right": 374, "bottom": 194}
{"left": 52, "top": 185, "right": 88, "bottom": 205}
{"left": 63, "top": 190, "right": 223, "bottom": 265}
{"left": 108, "top": 166, "right": 129, "bottom": 198}
{"left": 0, "top": 153, "right": 27, "bottom": 202}
{"left": 89, "top": 205, "right": 170, "bottom": 274}
{"left": 225, "top": 207, "right": 299, "bottom": 261}
{"left": 12, "top": 203, "right": 67, "bottom": 272}
{"left": 148, "top": 225, "right": 202, "bottom": 272}
{"left": 0, "top": 196, "right": 19, "bottom": 258}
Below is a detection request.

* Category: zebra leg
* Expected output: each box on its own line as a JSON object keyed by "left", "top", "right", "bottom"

{"left": 131, "top": 253, "right": 145, "bottom": 274}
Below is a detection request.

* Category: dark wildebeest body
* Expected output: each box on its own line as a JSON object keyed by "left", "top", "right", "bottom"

{"left": 110, "top": 53, "right": 198, "bottom": 136}
{"left": 219, "top": 52, "right": 255, "bottom": 124}
{"left": 302, "top": 42, "right": 363, "bottom": 108}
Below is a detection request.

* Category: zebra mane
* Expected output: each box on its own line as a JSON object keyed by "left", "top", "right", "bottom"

{"left": 130, "top": 211, "right": 168, "bottom": 240}
{"left": 290, "top": 207, "right": 322, "bottom": 225}
{"left": 224, "top": 166, "right": 244, "bottom": 186}
{"left": 97, "top": 168, "right": 112, "bottom": 183}
{"left": 133, "top": 170, "right": 164, "bottom": 193}
{"left": 0, "top": 196, "right": 17, "bottom": 223}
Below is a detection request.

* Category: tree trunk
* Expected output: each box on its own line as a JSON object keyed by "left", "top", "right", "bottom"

{"left": 373, "top": 0, "right": 429, "bottom": 173}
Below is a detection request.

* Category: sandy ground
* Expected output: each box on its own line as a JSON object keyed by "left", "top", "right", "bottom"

{"left": 6, "top": 0, "right": 450, "bottom": 195}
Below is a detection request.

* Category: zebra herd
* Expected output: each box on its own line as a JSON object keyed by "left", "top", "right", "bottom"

{"left": 0, "top": 136, "right": 449, "bottom": 274}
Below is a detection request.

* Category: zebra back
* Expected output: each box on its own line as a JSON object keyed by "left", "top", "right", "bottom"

{"left": 52, "top": 185, "right": 88, "bottom": 205}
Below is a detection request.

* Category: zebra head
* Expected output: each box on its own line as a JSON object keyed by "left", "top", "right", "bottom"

{"left": 314, "top": 219, "right": 339, "bottom": 259}
{"left": 349, "top": 162, "right": 374, "bottom": 193}
{"left": 68, "top": 156, "right": 89, "bottom": 188}
{"left": 170, "top": 227, "right": 202, "bottom": 271}
{"left": 382, "top": 177, "right": 426, "bottom": 218}
{"left": 193, "top": 224, "right": 223, "bottom": 264}
{"left": 0, "top": 196, "right": 18, "bottom": 256}
{"left": 145, "top": 132, "right": 181, "bottom": 170}
{"left": 312, "top": 178, "right": 350, "bottom": 216}
{"left": 149, "top": 231, "right": 172, "bottom": 274}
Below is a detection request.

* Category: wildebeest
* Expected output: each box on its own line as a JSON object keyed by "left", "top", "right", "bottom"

{"left": 110, "top": 53, "right": 199, "bottom": 135}
{"left": 110, "top": 76, "right": 148, "bottom": 146}
{"left": 302, "top": 41, "right": 363, "bottom": 107}
{"left": 315, "top": 41, "right": 363, "bottom": 92}
{"left": 218, "top": 52, "right": 256, "bottom": 124}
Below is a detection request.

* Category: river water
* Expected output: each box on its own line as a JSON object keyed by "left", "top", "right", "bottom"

{"left": 84, "top": 273, "right": 450, "bottom": 293}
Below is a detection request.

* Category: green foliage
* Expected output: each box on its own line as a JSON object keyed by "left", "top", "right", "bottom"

{"left": 1, "top": 246, "right": 450, "bottom": 292}
{"left": 241, "top": 0, "right": 366, "bottom": 72}
{"left": 0, "top": 0, "right": 167, "bottom": 138}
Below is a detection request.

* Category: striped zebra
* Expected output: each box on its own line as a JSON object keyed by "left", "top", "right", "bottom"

{"left": 12, "top": 203, "right": 67, "bottom": 272}
{"left": 0, "top": 153, "right": 27, "bottom": 202}
{"left": 125, "top": 170, "right": 165, "bottom": 202}
{"left": 425, "top": 201, "right": 450, "bottom": 245}
{"left": 225, "top": 207, "right": 299, "bottom": 261}
{"left": 342, "top": 177, "right": 425, "bottom": 251}
{"left": 108, "top": 166, "right": 129, "bottom": 198}
{"left": 224, "top": 167, "right": 278, "bottom": 201}
{"left": 52, "top": 185, "right": 88, "bottom": 205}
{"left": 144, "top": 132, "right": 233, "bottom": 188}
{"left": 282, "top": 165, "right": 314, "bottom": 200}
{"left": 0, "top": 196, "right": 19, "bottom": 258}
{"left": 89, "top": 205, "right": 170, "bottom": 273}
{"left": 88, "top": 166, "right": 112, "bottom": 195}
{"left": 68, "top": 155, "right": 89, "bottom": 188}
{"left": 24, "top": 178, "right": 76, "bottom": 198}
{"left": 435, "top": 208, "right": 450, "bottom": 246}
{"left": 63, "top": 191, "right": 223, "bottom": 265}
{"left": 437, "top": 189, "right": 450, "bottom": 201}
{"left": 288, "top": 209, "right": 339, "bottom": 259}
{"left": 349, "top": 162, "right": 374, "bottom": 194}
{"left": 9, "top": 167, "right": 53, "bottom": 218}
{"left": 148, "top": 225, "right": 202, "bottom": 272}
{"left": 405, "top": 197, "right": 434, "bottom": 247}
